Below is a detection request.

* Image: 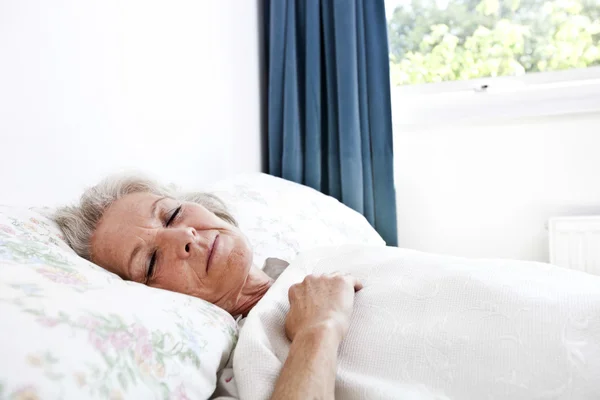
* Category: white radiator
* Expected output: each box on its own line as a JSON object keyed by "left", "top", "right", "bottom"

{"left": 549, "top": 216, "right": 600, "bottom": 276}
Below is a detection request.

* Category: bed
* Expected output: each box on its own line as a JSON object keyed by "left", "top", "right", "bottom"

{"left": 0, "top": 173, "right": 384, "bottom": 399}
{"left": 1, "top": 173, "right": 599, "bottom": 399}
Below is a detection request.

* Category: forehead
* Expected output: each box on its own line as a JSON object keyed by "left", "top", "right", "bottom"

{"left": 98, "top": 192, "right": 162, "bottom": 233}
{"left": 110, "top": 192, "right": 161, "bottom": 214}
{"left": 90, "top": 192, "right": 162, "bottom": 276}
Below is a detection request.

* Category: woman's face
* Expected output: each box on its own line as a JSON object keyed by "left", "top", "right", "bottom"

{"left": 90, "top": 192, "right": 253, "bottom": 312}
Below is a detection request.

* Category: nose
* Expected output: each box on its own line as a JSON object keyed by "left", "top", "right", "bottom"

{"left": 156, "top": 227, "right": 198, "bottom": 260}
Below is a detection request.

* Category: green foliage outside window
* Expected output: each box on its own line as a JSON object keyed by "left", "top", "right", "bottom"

{"left": 387, "top": 0, "right": 600, "bottom": 85}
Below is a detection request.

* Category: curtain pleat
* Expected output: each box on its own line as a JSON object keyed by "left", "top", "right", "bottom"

{"left": 266, "top": 0, "right": 398, "bottom": 246}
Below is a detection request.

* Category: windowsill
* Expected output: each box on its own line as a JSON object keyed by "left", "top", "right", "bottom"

{"left": 391, "top": 67, "right": 600, "bottom": 130}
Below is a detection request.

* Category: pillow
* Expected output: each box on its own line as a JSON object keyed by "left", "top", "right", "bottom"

{"left": 206, "top": 173, "right": 386, "bottom": 269}
{"left": 0, "top": 206, "right": 237, "bottom": 400}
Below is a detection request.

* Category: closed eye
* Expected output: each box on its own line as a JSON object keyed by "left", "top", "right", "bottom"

{"left": 146, "top": 250, "right": 157, "bottom": 282}
{"left": 166, "top": 205, "right": 182, "bottom": 226}
{"left": 145, "top": 205, "right": 180, "bottom": 283}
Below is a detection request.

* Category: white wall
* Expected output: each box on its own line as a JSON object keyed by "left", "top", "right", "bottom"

{"left": 394, "top": 112, "right": 600, "bottom": 262}
{"left": 0, "top": 0, "right": 263, "bottom": 207}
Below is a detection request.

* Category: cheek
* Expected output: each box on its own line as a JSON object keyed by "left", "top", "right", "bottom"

{"left": 231, "top": 235, "right": 253, "bottom": 269}
{"left": 153, "top": 263, "right": 195, "bottom": 293}
{"left": 221, "top": 235, "right": 253, "bottom": 283}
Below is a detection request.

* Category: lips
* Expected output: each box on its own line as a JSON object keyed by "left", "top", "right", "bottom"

{"left": 206, "top": 234, "right": 219, "bottom": 272}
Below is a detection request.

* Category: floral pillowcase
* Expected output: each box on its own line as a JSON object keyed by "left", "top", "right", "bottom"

{"left": 0, "top": 206, "right": 238, "bottom": 400}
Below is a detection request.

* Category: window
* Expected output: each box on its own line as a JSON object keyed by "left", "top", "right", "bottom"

{"left": 386, "top": 0, "right": 600, "bottom": 127}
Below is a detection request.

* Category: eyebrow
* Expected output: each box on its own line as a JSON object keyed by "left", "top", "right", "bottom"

{"left": 127, "top": 196, "right": 167, "bottom": 281}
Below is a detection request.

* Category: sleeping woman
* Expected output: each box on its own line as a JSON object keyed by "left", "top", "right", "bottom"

{"left": 54, "top": 173, "right": 600, "bottom": 400}
{"left": 53, "top": 173, "right": 353, "bottom": 399}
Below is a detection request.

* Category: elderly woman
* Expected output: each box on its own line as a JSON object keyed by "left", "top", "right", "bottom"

{"left": 55, "top": 174, "right": 600, "bottom": 400}
{"left": 54, "top": 174, "right": 357, "bottom": 400}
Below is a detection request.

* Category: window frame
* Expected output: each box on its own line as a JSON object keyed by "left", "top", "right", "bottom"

{"left": 391, "top": 66, "right": 600, "bottom": 129}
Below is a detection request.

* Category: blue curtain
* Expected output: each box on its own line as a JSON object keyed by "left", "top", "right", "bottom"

{"left": 265, "top": 0, "right": 398, "bottom": 246}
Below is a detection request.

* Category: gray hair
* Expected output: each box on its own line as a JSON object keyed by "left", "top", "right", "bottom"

{"left": 53, "top": 173, "right": 237, "bottom": 261}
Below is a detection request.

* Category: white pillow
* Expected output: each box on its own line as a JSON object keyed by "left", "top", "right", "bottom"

{"left": 206, "top": 173, "right": 386, "bottom": 269}
{"left": 0, "top": 206, "right": 237, "bottom": 400}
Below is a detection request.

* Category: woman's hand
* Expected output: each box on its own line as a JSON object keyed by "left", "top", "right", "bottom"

{"left": 285, "top": 273, "right": 363, "bottom": 343}
{"left": 271, "top": 273, "right": 363, "bottom": 400}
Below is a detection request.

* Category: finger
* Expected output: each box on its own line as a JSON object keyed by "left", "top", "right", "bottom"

{"left": 304, "top": 273, "right": 320, "bottom": 283}
{"left": 288, "top": 284, "right": 297, "bottom": 301}
{"left": 344, "top": 275, "right": 363, "bottom": 292}
{"left": 354, "top": 279, "right": 364, "bottom": 291}
{"left": 325, "top": 272, "right": 363, "bottom": 291}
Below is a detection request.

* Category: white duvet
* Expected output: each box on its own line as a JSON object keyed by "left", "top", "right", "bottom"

{"left": 233, "top": 245, "right": 600, "bottom": 400}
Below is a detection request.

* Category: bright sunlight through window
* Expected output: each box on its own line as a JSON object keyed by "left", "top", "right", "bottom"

{"left": 386, "top": 0, "right": 600, "bottom": 86}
